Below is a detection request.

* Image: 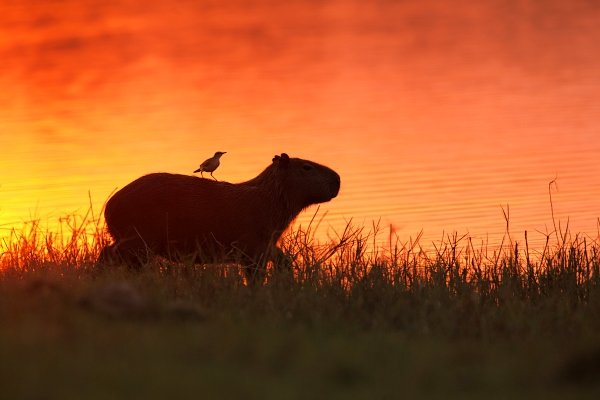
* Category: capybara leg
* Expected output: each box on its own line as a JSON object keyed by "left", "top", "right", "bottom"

{"left": 117, "top": 250, "right": 146, "bottom": 269}
{"left": 243, "top": 262, "right": 267, "bottom": 285}
{"left": 271, "top": 246, "right": 293, "bottom": 272}
{"left": 101, "top": 239, "right": 150, "bottom": 269}
{"left": 97, "top": 244, "right": 119, "bottom": 266}
{"left": 98, "top": 244, "right": 113, "bottom": 265}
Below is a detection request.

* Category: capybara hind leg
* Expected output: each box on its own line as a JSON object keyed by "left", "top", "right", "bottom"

{"left": 117, "top": 247, "right": 149, "bottom": 269}
{"left": 98, "top": 244, "right": 118, "bottom": 265}
{"left": 104, "top": 239, "right": 151, "bottom": 269}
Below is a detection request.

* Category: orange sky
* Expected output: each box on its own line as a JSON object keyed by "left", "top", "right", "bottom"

{"left": 1, "top": 0, "right": 599, "bottom": 250}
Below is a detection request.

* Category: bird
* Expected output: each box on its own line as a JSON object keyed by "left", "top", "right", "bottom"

{"left": 194, "top": 151, "right": 226, "bottom": 180}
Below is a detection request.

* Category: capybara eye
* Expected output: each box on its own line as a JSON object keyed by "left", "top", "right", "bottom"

{"left": 302, "top": 164, "right": 313, "bottom": 171}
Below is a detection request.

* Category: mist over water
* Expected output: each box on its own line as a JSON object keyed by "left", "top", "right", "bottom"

{"left": 1, "top": 0, "right": 599, "bottom": 249}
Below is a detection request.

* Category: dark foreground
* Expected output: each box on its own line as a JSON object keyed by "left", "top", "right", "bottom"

{"left": 1, "top": 226, "right": 600, "bottom": 399}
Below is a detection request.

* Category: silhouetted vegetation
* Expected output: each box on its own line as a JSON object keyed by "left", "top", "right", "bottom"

{"left": 1, "top": 210, "right": 599, "bottom": 398}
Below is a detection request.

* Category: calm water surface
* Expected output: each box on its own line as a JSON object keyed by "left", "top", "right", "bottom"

{"left": 1, "top": 0, "right": 599, "bottom": 249}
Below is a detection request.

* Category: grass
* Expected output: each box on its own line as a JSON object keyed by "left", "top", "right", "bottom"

{"left": 1, "top": 209, "right": 600, "bottom": 399}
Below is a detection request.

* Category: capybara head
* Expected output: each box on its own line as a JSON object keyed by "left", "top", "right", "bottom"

{"left": 269, "top": 153, "right": 341, "bottom": 208}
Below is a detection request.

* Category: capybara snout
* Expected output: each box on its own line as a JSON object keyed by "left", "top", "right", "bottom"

{"left": 101, "top": 152, "right": 341, "bottom": 278}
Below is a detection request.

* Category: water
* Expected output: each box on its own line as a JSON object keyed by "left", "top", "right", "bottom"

{"left": 1, "top": 0, "right": 599, "bottom": 249}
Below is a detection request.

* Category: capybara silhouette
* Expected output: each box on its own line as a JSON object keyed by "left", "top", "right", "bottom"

{"left": 100, "top": 153, "right": 341, "bottom": 278}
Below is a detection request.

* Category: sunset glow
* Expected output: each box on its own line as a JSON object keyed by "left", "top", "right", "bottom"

{"left": 1, "top": 0, "right": 599, "bottom": 250}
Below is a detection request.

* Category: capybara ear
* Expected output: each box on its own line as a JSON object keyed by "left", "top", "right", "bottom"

{"left": 280, "top": 153, "right": 290, "bottom": 165}
{"left": 272, "top": 153, "right": 290, "bottom": 167}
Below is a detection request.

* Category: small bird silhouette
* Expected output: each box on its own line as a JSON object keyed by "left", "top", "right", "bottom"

{"left": 194, "top": 151, "right": 226, "bottom": 180}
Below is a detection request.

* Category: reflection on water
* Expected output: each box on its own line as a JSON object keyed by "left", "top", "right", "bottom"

{"left": 1, "top": 0, "right": 599, "bottom": 249}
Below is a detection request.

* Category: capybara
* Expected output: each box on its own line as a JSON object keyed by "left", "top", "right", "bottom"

{"left": 100, "top": 153, "right": 341, "bottom": 278}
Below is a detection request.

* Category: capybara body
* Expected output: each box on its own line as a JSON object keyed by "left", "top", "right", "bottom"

{"left": 101, "top": 153, "right": 340, "bottom": 277}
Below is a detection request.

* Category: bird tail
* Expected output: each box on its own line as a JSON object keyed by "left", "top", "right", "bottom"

{"left": 193, "top": 168, "right": 202, "bottom": 173}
